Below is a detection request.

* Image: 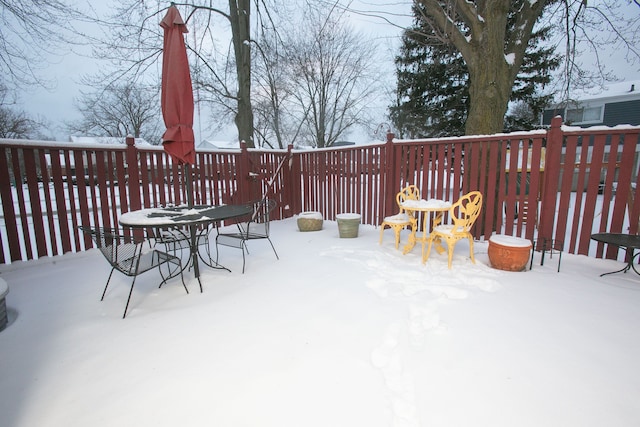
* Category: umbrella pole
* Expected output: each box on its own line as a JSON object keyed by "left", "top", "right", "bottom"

{"left": 185, "top": 163, "right": 194, "bottom": 208}
{"left": 185, "top": 164, "right": 203, "bottom": 292}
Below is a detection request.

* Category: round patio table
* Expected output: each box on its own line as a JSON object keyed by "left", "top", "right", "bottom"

{"left": 120, "top": 203, "right": 254, "bottom": 291}
{"left": 399, "top": 199, "right": 452, "bottom": 255}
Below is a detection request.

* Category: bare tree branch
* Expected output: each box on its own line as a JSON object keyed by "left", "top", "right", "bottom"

{"left": 67, "top": 79, "right": 162, "bottom": 143}
{"left": 0, "top": 0, "right": 94, "bottom": 89}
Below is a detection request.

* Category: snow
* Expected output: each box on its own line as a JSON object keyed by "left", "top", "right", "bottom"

{"left": 505, "top": 53, "right": 516, "bottom": 65}
{"left": 1, "top": 217, "right": 640, "bottom": 426}
{"left": 198, "top": 139, "right": 240, "bottom": 150}
{"left": 489, "top": 234, "right": 532, "bottom": 248}
{"left": 402, "top": 199, "right": 452, "bottom": 209}
{"left": 336, "top": 213, "right": 362, "bottom": 220}
{"left": 119, "top": 206, "right": 219, "bottom": 227}
{"left": 69, "top": 136, "right": 151, "bottom": 146}
{"left": 299, "top": 211, "right": 323, "bottom": 220}
{"left": 566, "top": 80, "right": 640, "bottom": 103}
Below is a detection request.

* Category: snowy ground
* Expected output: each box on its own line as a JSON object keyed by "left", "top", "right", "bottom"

{"left": 1, "top": 217, "right": 639, "bottom": 427}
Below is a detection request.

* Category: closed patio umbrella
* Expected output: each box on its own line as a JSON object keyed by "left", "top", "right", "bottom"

{"left": 160, "top": 5, "right": 201, "bottom": 289}
{"left": 160, "top": 5, "right": 195, "bottom": 170}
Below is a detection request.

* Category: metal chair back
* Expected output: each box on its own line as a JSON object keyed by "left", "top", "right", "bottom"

{"left": 79, "top": 226, "right": 187, "bottom": 318}
{"left": 215, "top": 199, "right": 279, "bottom": 273}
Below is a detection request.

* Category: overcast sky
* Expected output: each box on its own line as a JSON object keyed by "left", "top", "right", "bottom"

{"left": 13, "top": 1, "right": 640, "bottom": 142}
{"left": 13, "top": 0, "right": 411, "bottom": 142}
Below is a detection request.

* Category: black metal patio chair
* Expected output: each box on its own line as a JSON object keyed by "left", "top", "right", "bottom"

{"left": 148, "top": 225, "right": 215, "bottom": 265}
{"left": 215, "top": 198, "right": 279, "bottom": 273}
{"left": 80, "top": 226, "right": 188, "bottom": 318}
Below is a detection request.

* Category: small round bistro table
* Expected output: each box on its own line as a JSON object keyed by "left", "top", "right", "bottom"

{"left": 399, "top": 199, "right": 452, "bottom": 255}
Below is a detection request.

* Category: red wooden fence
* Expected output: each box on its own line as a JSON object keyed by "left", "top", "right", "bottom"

{"left": 1, "top": 116, "right": 639, "bottom": 264}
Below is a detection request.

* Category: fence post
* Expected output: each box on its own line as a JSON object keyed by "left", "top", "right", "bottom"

{"left": 282, "top": 144, "right": 295, "bottom": 218}
{"left": 383, "top": 132, "right": 396, "bottom": 219}
{"left": 125, "top": 136, "right": 141, "bottom": 212}
{"left": 237, "top": 141, "right": 252, "bottom": 203}
{"left": 538, "top": 116, "right": 563, "bottom": 245}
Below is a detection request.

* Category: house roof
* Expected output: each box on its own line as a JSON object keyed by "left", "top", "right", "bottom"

{"left": 198, "top": 139, "right": 240, "bottom": 149}
{"left": 565, "top": 80, "right": 640, "bottom": 105}
{"left": 69, "top": 136, "right": 151, "bottom": 145}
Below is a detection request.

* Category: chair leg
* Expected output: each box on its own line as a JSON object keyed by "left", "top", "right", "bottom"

{"left": 240, "top": 243, "right": 247, "bottom": 274}
{"left": 267, "top": 237, "right": 279, "bottom": 260}
{"left": 468, "top": 236, "right": 476, "bottom": 264}
{"left": 122, "top": 276, "right": 138, "bottom": 319}
{"left": 101, "top": 268, "right": 116, "bottom": 301}
{"left": 158, "top": 260, "right": 188, "bottom": 294}
{"left": 447, "top": 244, "right": 454, "bottom": 269}
{"left": 380, "top": 224, "right": 410, "bottom": 249}
{"left": 158, "top": 251, "right": 185, "bottom": 280}
{"left": 422, "top": 237, "right": 434, "bottom": 264}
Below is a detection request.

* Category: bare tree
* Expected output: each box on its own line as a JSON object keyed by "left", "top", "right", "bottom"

{"left": 0, "top": 107, "right": 43, "bottom": 139}
{"left": 0, "top": 83, "right": 43, "bottom": 138}
{"left": 251, "top": 22, "right": 311, "bottom": 149}
{"left": 67, "top": 79, "right": 162, "bottom": 143}
{"left": 0, "top": 0, "right": 87, "bottom": 89}
{"left": 504, "top": 101, "right": 539, "bottom": 132}
{"left": 89, "top": 1, "right": 256, "bottom": 146}
{"left": 277, "top": 4, "right": 379, "bottom": 148}
{"left": 545, "top": 1, "right": 640, "bottom": 103}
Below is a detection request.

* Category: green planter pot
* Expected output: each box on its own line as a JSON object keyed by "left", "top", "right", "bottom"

{"left": 297, "top": 211, "right": 323, "bottom": 232}
{"left": 336, "top": 213, "right": 361, "bottom": 238}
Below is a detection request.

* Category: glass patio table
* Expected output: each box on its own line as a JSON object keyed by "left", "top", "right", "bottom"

{"left": 119, "top": 203, "right": 254, "bottom": 291}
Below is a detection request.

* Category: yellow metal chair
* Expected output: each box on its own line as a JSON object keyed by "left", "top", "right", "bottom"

{"left": 422, "top": 191, "right": 483, "bottom": 268}
{"left": 379, "top": 184, "right": 421, "bottom": 248}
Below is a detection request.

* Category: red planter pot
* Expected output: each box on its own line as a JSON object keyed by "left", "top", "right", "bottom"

{"left": 488, "top": 235, "right": 532, "bottom": 272}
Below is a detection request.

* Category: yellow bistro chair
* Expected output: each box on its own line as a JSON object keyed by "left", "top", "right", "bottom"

{"left": 422, "top": 191, "right": 483, "bottom": 268}
{"left": 379, "top": 184, "right": 421, "bottom": 248}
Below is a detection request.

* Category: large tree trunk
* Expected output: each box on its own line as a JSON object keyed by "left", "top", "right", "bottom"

{"left": 466, "top": 56, "right": 511, "bottom": 231}
{"left": 416, "top": 0, "right": 546, "bottom": 136}
{"left": 463, "top": 1, "right": 511, "bottom": 135}
{"left": 465, "top": 59, "right": 511, "bottom": 135}
{"left": 414, "top": 0, "right": 547, "bottom": 235}
{"left": 229, "top": 0, "right": 254, "bottom": 147}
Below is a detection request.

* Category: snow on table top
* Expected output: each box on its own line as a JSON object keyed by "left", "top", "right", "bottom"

{"left": 401, "top": 199, "right": 452, "bottom": 209}
{"left": 119, "top": 205, "right": 216, "bottom": 226}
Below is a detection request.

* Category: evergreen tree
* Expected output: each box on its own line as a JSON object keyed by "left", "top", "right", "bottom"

{"left": 390, "top": 31, "right": 468, "bottom": 138}
{"left": 391, "top": 2, "right": 560, "bottom": 138}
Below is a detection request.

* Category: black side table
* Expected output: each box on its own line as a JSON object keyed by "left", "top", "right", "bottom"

{"left": 590, "top": 233, "right": 640, "bottom": 277}
{"left": 530, "top": 237, "right": 563, "bottom": 272}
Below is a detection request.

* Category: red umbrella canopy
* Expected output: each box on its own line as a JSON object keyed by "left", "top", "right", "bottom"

{"left": 160, "top": 5, "right": 195, "bottom": 165}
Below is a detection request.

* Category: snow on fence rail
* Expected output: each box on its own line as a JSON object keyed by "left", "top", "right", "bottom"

{"left": 1, "top": 117, "right": 639, "bottom": 264}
